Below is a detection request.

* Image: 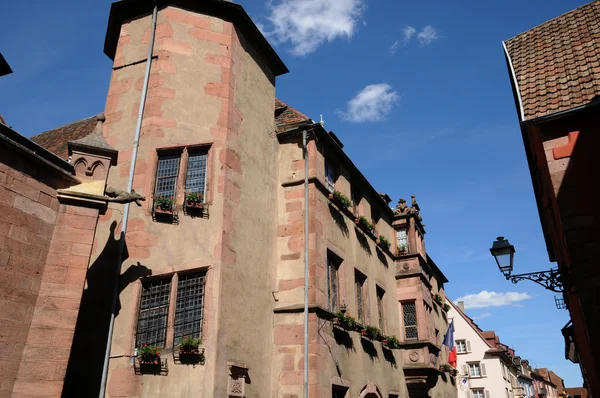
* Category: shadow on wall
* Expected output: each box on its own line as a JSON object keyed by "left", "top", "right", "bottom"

{"left": 62, "top": 221, "right": 152, "bottom": 397}
{"left": 548, "top": 106, "right": 600, "bottom": 390}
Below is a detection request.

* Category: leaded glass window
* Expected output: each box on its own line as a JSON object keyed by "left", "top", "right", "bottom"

{"left": 137, "top": 278, "right": 171, "bottom": 347}
{"left": 403, "top": 301, "right": 418, "bottom": 340}
{"left": 377, "top": 287, "right": 385, "bottom": 332}
{"left": 155, "top": 154, "right": 180, "bottom": 199}
{"left": 327, "top": 254, "right": 340, "bottom": 312}
{"left": 397, "top": 229, "right": 408, "bottom": 253}
{"left": 174, "top": 272, "right": 206, "bottom": 344}
{"left": 185, "top": 151, "right": 208, "bottom": 197}
{"left": 355, "top": 270, "right": 366, "bottom": 324}
{"left": 325, "top": 158, "right": 337, "bottom": 193}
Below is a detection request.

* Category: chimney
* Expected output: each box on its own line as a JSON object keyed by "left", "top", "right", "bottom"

{"left": 458, "top": 301, "right": 465, "bottom": 312}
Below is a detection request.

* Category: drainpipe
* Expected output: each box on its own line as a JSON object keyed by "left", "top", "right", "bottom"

{"left": 98, "top": 3, "right": 158, "bottom": 397}
{"left": 302, "top": 129, "right": 309, "bottom": 398}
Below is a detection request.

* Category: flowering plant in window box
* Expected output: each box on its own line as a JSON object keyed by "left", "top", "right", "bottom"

{"left": 361, "top": 325, "right": 382, "bottom": 340}
{"left": 443, "top": 303, "right": 451, "bottom": 312}
{"left": 179, "top": 336, "right": 202, "bottom": 354}
{"left": 184, "top": 192, "right": 204, "bottom": 209}
{"left": 328, "top": 190, "right": 352, "bottom": 209}
{"left": 154, "top": 196, "right": 174, "bottom": 214}
{"left": 138, "top": 345, "right": 161, "bottom": 364}
{"left": 396, "top": 245, "right": 408, "bottom": 256}
{"left": 432, "top": 293, "right": 444, "bottom": 306}
{"left": 355, "top": 216, "right": 375, "bottom": 234}
{"left": 332, "top": 312, "right": 358, "bottom": 331}
{"left": 440, "top": 364, "right": 458, "bottom": 376}
{"left": 382, "top": 335, "right": 401, "bottom": 349}
{"left": 377, "top": 235, "right": 391, "bottom": 251}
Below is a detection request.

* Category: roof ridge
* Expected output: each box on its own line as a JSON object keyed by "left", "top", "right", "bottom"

{"left": 504, "top": 0, "right": 598, "bottom": 43}
{"left": 34, "top": 114, "right": 100, "bottom": 138}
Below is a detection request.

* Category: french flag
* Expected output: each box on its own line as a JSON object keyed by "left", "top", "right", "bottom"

{"left": 442, "top": 320, "right": 457, "bottom": 368}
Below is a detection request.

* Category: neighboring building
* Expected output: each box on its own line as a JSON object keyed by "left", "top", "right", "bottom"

{"left": 15, "top": 0, "right": 460, "bottom": 397}
{"left": 503, "top": 2, "right": 600, "bottom": 396}
{"left": 548, "top": 370, "right": 568, "bottom": 398}
{"left": 0, "top": 105, "right": 129, "bottom": 395}
{"left": 517, "top": 360, "right": 535, "bottom": 398}
{"left": 566, "top": 387, "right": 588, "bottom": 398}
{"left": 448, "top": 301, "right": 519, "bottom": 398}
{"left": 532, "top": 369, "right": 559, "bottom": 398}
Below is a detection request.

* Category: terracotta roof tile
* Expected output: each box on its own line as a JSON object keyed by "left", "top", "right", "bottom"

{"left": 505, "top": 0, "right": 600, "bottom": 120}
{"left": 275, "top": 98, "right": 310, "bottom": 127}
{"left": 31, "top": 115, "right": 101, "bottom": 160}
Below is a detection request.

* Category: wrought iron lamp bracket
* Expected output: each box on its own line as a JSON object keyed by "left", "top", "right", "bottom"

{"left": 505, "top": 268, "right": 567, "bottom": 293}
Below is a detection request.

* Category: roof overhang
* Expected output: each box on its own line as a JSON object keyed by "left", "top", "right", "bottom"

{"left": 0, "top": 53, "right": 12, "bottom": 77}
{"left": 104, "top": 0, "right": 289, "bottom": 76}
{"left": 277, "top": 123, "right": 395, "bottom": 218}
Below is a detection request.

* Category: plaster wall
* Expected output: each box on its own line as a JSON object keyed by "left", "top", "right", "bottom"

{"left": 95, "top": 6, "right": 278, "bottom": 397}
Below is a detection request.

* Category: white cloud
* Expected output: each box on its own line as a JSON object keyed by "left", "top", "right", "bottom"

{"left": 262, "top": 0, "right": 365, "bottom": 56}
{"left": 417, "top": 25, "right": 440, "bottom": 46}
{"left": 455, "top": 291, "right": 532, "bottom": 309}
{"left": 338, "top": 83, "right": 399, "bottom": 122}
{"left": 390, "top": 26, "right": 416, "bottom": 55}
{"left": 471, "top": 313, "right": 492, "bottom": 320}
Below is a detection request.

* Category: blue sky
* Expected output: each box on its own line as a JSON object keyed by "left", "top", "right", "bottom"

{"left": 0, "top": 0, "right": 588, "bottom": 387}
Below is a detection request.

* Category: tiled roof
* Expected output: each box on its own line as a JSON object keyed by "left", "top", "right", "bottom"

{"left": 275, "top": 99, "right": 310, "bottom": 127}
{"left": 31, "top": 114, "right": 101, "bottom": 160}
{"left": 548, "top": 371, "right": 565, "bottom": 390}
{"left": 504, "top": 0, "right": 600, "bottom": 121}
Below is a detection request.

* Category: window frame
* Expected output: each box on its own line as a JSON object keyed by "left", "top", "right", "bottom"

{"left": 154, "top": 153, "right": 182, "bottom": 201}
{"left": 469, "top": 363, "right": 482, "bottom": 378}
{"left": 396, "top": 228, "right": 409, "bottom": 253}
{"left": 402, "top": 300, "right": 419, "bottom": 341}
{"left": 457, "top": 339, "right": 467, "bottom": 354}
{"left": 327, "top": 252, "right": 342, "bottom": 313}
{"left": 135, "top": 268, "right": 209, "bottom": 350}
{"left": 184, "top": 148, "right": 209, "bottom": 200}
{"left": 173, "top": 270, "right": 207, "bottom": 345}
{"left": 376, "top": 286, "right": 385, "bottom": 333}
{"left": 354, "top": 269, "right": 367, "bottom": 325}
{"left": 473, "top": 389, "right": 485, "bottom": 398}
{"left": 325, "top": 157, "right": 338, "bottom": 193}
{"left": 136, "top": 277, "right": 172, "bottom": 348}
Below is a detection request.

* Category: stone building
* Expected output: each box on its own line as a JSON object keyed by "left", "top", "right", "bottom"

{"left": 1, "top": 0, "right": 459, "bottom": 397}
{"left": 503, "top": 1, "right": 600, "bottom": 395}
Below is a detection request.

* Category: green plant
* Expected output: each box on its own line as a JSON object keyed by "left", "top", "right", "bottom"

{"left": 397, "top": 244, "right": 407, "bottom": 254}
{"left": 440, "top": 364, "right": 454, "bottom": 372}
{"left": 357, "top": 216, "right": 375, "bottom": 233}
{"left": 385, "top": 335, "right": 401, "bottom": 349}
{"left": 185, "top": 191, "right": 204, "bottom": 203}
{"left": 138, "top": 345, "right": 160, "bottom": 363}
{"left": 332, "top": 190, "right": 352, "bottom": 208}
{"left": 333, "top": 312, "right": 358, "bottom": 331}
{"left": 433, "top": 293, "right": 443, "bottom": 305}
{"left": 364, "top": 325, "right": 381, "bottom": 340}
{"left": 378, "top": 235, "right": 391, "bottom": 251}
{"left": 154, "top": 196, "right": 174, "bottom": 210}
{"left": 443, "top": 303, "right": 451, "bottom": 312}
{"left": 180, "top": 336, "right": 202, "bottom": 350}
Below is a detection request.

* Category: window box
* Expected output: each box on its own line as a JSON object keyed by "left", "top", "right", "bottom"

{"left": 443, "top": 303, "right": 451, "bottom": 312}
{"left": 377, "top": 235, "right": 391, "bottom": 252}
{"left": 184, "top": 192, "right": 205, "bottom": 210}
{"left": 360, "top": 325, "right": 382, "bottom": 341}
{"left": 154, "top": 196, "right": 175, "bottom": 215}
{"left": 382, "top": 335, "right": 401, "bottom": 349}
{"left": 178, "top": 336, "right": 203, "bottom": 364}
{"left": 440, "top": 364, "right": 458, "bottom": 377}
{"left": 355, "top": 216, "right": 376, "bottom": 236}
{"left": 138, "top": 346, "right": 162, "bottom": 374}
{"left": 328, "top": 191, "right": 352, "bottom": 209}
{"left": 332, "top": 312, "right": 358, "bottom": 332}
{"left": 396, "top": 245, "right": 408, "bottom": 256}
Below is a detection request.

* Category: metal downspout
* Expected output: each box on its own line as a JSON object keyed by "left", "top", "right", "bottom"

{"left": 303, "top": 129, "right": 309, "bottom": 398}
{"left": 98, "top": 3, "right": 158, "bottom": 397}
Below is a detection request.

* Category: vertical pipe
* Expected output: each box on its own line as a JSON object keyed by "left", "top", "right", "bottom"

{"left": 303, "top": 130, "right": 309, "bottom": 398}
{"left": 98, "top": 4, "right": 158, "bottom": 397}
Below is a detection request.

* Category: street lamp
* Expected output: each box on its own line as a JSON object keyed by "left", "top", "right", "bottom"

{"left": 489, "top": 236, "right": 515, "bottom": 277}
{"left": 489, "top": 236, "right": 568, "bottom": 293}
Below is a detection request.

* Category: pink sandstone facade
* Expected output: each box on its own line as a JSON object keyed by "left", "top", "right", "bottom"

{"left": 2, "top": 1, "right": 460, "bottom": 397}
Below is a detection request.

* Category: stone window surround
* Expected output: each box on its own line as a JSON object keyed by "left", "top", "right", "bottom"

{"left": 144, "top": 142, "right": 214, "bottom": 214}
{"left": 129, "top": 265, "right": 212, "bottom": 353}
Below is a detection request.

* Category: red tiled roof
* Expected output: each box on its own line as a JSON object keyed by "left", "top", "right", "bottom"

{"left": 504, "top": 0, "right": 600, "bottom": 121}
{"left": 31, "top": 115, "right": 100, "bottom": 160}
{"left": 275, "top": 99, "right": 310, "bottom": 127}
